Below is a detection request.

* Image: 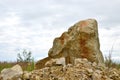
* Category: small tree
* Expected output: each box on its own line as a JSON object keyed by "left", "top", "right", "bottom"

{"left": 17, "top": 49, "right": 33, "bottom": 62}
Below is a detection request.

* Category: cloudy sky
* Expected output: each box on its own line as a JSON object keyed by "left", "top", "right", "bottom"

{"left": 0, "top": 0, "right": 120, "bottom": 62}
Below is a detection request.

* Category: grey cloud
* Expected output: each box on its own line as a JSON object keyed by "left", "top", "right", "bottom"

{"left": 0, "top": 0, "right": 120, "bottom": 61}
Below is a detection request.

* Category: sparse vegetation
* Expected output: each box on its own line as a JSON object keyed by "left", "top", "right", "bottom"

{"left": 105, "top": 43, "right": 120, "bottom": 69}
{"left": 105, "top": 53, "right": 120, "bottom": 69}
{"left": 0, "top": 62, "right": 13, "bottom": 72}
{"left": 0, "top": 61, "right": 34, "bottom": 72}
{"left": 0, "top": 47, "right": 120, "bottom": 73}
{"left": 0, "top": 49, "right": 35, "bottom": 72}
{"left": 105, "top": 52, "right": 113, "bottom": 68}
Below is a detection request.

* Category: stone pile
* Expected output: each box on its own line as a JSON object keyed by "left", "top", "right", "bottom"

{"left": 23, "top": 58, "right": 120, "bottom": 80}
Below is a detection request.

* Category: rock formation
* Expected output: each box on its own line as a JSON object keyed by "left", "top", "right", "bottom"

{"left": 35, "top": 19, "right": 104, "bottom": 69}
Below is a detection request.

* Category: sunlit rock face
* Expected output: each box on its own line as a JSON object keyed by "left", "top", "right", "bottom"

{"left": 35, "top": 19, "right": 104, "bottom": 69}
{"left": 48, "top": 19, "right": 104, "bottom": 64}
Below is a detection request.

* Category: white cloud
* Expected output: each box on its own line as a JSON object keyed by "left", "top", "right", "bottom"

{"left": 0, "top": 12, "right": 20, "bottom": 26}
{"left": 112, "top": 56, "right": 120, "bottom": 62}
{"left": 99, "top": 26, "right": 120, "bottom": 61}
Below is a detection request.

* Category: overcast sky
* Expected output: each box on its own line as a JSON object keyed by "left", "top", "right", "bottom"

{"left": 0, "top": 0, "right": 120, "bottom": 62}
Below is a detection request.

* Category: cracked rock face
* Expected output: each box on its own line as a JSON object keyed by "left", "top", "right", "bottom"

{"left": 35, "top": 19, "right": 104, "bottom": 69}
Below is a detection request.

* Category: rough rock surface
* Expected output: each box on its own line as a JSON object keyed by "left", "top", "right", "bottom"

{"left": 0, "top": 64, "right": 23, "bottom": 80}
{"left": 23, "top": 58, "right": 120, "bottom": 80}
{"left": 35, "top": 19, "right": 104, "bottom": 69}
{"left": 48, "top": 19, "right": 104, "bottom": 63}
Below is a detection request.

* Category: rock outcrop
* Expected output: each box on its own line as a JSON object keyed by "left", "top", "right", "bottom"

{"left": 35, "top": 19, "right": 104, "bottom": 69}
{"left": 0, "top": 64, "right": 23, "bottom": 80}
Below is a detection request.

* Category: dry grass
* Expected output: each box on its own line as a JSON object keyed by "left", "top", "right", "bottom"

{"left": 105, "top": 42, "right": 120, "bottom": 69}
{"left": 105, "top": 53, "right": 120, "bottom": 69}
{"left": 0, "top": 61, "right": 34, "bottom": 72}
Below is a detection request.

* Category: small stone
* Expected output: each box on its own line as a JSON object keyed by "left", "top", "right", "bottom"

{"left": 92, "top": 62, "right": 97, "bottom": 67}
{"left": 86, "top": 68, "right": 93, "bottom": 73}
{"left": 23, "top": 71, "right": 31, "bottom": 80}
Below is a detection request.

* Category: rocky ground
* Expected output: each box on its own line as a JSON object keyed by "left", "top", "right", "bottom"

{"left": 0, "top": 58, "right": 120, "bottom": 80}
{"left": 22, "top": 58, "right": 120, "bottom": 80}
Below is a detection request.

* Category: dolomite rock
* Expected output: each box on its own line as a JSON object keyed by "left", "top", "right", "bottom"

{"left": 35, "top": 19, "right": 104, "bottom": 69}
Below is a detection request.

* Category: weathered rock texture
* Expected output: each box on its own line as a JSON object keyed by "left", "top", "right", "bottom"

{"left": 35, "top": 19, "right": 104, "bottom": 69}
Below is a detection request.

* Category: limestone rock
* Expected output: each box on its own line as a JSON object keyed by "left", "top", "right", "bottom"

{"left": 35, "top": 19, "right": 104, "bottom": 69}
{"left": 0, "top": 64, "right": 23, "bottom": 80}
{"left": 48, "top": 19, "right": 104, "bottom": 64}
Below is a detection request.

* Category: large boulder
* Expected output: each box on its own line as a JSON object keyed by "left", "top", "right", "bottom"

{"left": 0, "top": 64, "right": 23, "bottom": 80}
{"left": 48, "top": 19, "right": 104, "bottom": 63}
{"left": 35, "top": 19, "right": 104, "bottom": 69}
